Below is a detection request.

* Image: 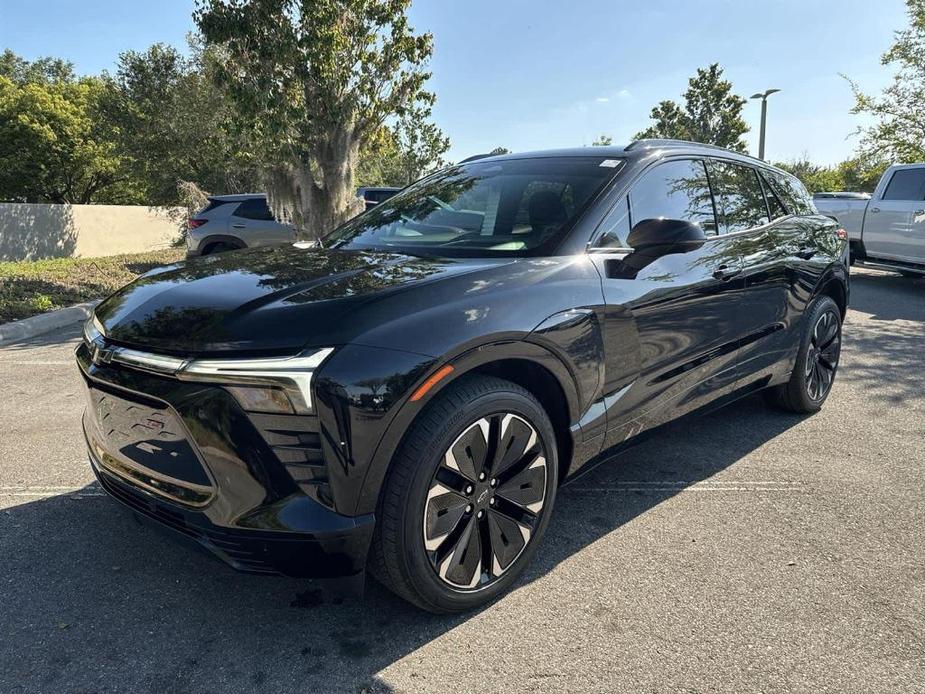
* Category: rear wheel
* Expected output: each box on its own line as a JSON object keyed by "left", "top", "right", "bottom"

{"left": 370, "top": 374, "right": 558, "bottom": 613}
{"left": 765, "top": 295, "right": 842, "bottom": 413}
{"left": 203, "top": 242, "right": 240, "bottom": 255}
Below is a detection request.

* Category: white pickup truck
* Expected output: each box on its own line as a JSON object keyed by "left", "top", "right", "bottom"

{"left": 814, "top": 163, "right": 925, "bottom": 276}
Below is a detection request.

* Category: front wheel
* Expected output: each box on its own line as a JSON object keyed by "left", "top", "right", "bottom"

{"left": 765, "top": 295, "right": 842, "bottom": 413}
{"left": 370, "top": 374, "right": 558, "bottom": 613}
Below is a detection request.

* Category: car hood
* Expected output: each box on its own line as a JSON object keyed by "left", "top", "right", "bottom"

{"left": 95, "top": 245, "right": 507, "bottom": 355}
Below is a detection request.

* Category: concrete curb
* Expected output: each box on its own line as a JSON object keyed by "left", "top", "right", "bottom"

{"left": 0, "top": 301, "right": 99, "bottom": 345}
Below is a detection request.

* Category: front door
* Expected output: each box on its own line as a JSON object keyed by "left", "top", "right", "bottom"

{"left": 587, "top": 158, "right": 746, "bottom": 450}
{"left": 864, "top": 167, "right": 925, "bottom": 263}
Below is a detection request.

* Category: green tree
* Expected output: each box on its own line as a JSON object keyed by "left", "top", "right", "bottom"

{"left": 591, "top": 134, "right": 612, "bottom": 146}
{"left": 847, "top": 0, "right": 925, "bottom": 161}
{"left": 0, "top": 70, "right": 128, "bottom": 203}
{"left": 195, "top": 0, "right": 436, "bottom": 239}
{"left": 634, "top": 63, "right": 749, "bottom": 151}
{"left": 774, "top": 155, "right": 889, "bottom": 194}
{"left": 392, "top": 105, "right": 450, "bottom": 184}
{"left": 0, "top": 49, "right": 75, "bottom": 85}
{"left": 488, "top": 147, "right": 511, "bottom": 155}
{"left": 103, "top": 40, "right": 260, "bottom": 205}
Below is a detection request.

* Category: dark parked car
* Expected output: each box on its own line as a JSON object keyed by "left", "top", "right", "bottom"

{"left": 357, "top": 186, "right": 401, "bottom": 211}
{"left": 77, "top": 140, "right": 849, "bottom": 612}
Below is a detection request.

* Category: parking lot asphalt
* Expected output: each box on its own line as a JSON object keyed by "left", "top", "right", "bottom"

{"left": 0, "top": 266, "right": 922, "bottom": 694}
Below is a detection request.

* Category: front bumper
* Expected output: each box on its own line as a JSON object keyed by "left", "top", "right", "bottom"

{"left": 77, "top": 342, "right": 374, "bottom": 579}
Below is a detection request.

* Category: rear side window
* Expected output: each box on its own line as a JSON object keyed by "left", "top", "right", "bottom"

{"left": 233, "top": 198, "right": 275, "bottom": 221}
{"left": 882, "top": 169, "right": 925, "bottom": 201}
{"left": 763, "top": 169, "right": 815, "bottom": 215}
{"left": 709, "top": 160, "right": 770, "bottom": 233}
{"left": 197, "top": 199, "right": 230, "bottom": 215}
{"left": 628, "top": 159, "right": 718, "bottom": 235}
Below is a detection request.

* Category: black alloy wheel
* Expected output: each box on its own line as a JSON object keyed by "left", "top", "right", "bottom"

{"left": 804, "top": 308, "right": 841, "bottom": 402}
{"left": 423, "top": 413, "right": 548, "bottom": 589}
{"left": 766, "top": 295, "right": 842, "bottom": 413}
{"left": 371, "top": 374, "right": 558, "bottom": 613}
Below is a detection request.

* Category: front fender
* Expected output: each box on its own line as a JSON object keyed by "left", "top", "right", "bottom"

{"left": 315, "top": 338, "right": 587, "bottom": 517}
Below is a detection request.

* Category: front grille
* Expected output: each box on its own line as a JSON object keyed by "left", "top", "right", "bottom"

{"left": 83, "top": 379, "right": 214, "bottom": 506}
{"left": 246, "top": 412, "right": 332, "bottom": 506}
{"left": 96, "top": 470, "right": 280, "bottom": 575}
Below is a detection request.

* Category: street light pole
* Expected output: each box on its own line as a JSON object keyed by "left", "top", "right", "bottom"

{"left": 750, "top": 89, "right": 780, "bottom": 161}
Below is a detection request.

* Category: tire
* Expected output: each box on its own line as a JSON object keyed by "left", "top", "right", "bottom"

{"left": 370, "top": 374, "right": 559, "bottom": 613}
{"left": 203, "top": 242, "right": 240, "bottom": 255}
{"left": 765, "top": 295, "right": 842, "bottom": 413}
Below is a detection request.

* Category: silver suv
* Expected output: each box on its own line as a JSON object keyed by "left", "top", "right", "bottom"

{"left": 186, "top": 194, "right": 295, "bottom": 257}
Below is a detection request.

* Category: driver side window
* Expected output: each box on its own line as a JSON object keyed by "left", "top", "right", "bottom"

{"left": 592, "top": 159, "right": 717, "bottom": 249}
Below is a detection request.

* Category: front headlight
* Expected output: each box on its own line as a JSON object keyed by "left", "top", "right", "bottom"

{"left": 83, "top": 313, "right": 106, "bottom": 345}
{"left": 177, "top": 348, "right": 334, "bottom": 414}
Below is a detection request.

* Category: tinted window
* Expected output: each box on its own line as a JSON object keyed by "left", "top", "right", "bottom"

{"left": 709, "top": 161, "right": 770, "bottom": 233}
{"left": 198, "top": 199, "right": 230, "bottom": 215}
{"left": 325, "top": 157, "right": 620, "bottom": 257}
{"left": 762, "top": 175, "right": 788, "bottom": 219}
{"left": 764, "top": 169, "right": 815, "bottom": 215}
{"left": 882, "top": 169, "right": 925, "bottom": 201}
{"left": 233, "top": 198, "right": 274, "bottom": 221}
{"left": 592, "top": 196, "right": 631, "bottom": 249}
{"left": 628, "top": 159, "right": 717, "bottom": 235}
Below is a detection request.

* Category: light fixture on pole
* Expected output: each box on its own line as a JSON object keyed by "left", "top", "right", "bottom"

{"left": 750, "top": 89, "right": 780, "bottom": 161}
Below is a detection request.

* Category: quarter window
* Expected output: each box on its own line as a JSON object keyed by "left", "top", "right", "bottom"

{"left": 709, "top": 161, "right": 770, "bottom": 233}
{"left": 760, "top": 173, "right": 789, "bottom": 219}
{"left": 627, "top": 159, "right": 717, "bottom": 236}
{"left": 233, "top": 198, "right": 275, "bottom": 221}
{"left": 882, "top": 169, "right": 925, "bottom": 201}
{"left": 763, "top": 169, "right": 816, "bottom": 215}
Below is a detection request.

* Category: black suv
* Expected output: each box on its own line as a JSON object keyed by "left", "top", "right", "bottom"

{"left": 77, "top": 140, "right": 848, "bottom": 612}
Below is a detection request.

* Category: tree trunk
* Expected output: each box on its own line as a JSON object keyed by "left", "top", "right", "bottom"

{"left": 266, "top": 127, "right": 365, "bottom": 242}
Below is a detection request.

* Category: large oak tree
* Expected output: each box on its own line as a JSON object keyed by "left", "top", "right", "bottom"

{"left": 195, "top": 0, "right": 436, "bottom": 238}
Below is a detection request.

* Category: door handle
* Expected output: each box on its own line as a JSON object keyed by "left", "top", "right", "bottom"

{"left": 870, "top": 207, "right": 881, "bottom": 213}
{"left": 232, "top": 224, "right": 246, "bottom": 229}
{"left": 712, "top": 265, "right": 742, "bottom": 281}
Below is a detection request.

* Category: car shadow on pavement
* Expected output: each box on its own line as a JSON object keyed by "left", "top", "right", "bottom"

{"left": 840, "top": 270, "right": 924, "bottom": 405}
{"left": 0, "top": 395, "right": 805, "bottom": 693}
{"left": 848, "top": 270, "right": 925, "bottom": 323}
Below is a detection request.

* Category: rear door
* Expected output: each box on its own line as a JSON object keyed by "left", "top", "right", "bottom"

{"left": 708, "top": 159, "right": 796, "bottom": 384}
{"left": 588, "top": 158, "right": 746, "bottom": 448}
{"left": 230, "top": 198, "right": 296, "bottom": 247}
{"left": 864, "top": 166, "right": 925, "bottom": 263}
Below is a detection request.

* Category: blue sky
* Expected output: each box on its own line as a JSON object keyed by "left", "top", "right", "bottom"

{"left": 0, "top": 0, "right": 909, "bottom": 164}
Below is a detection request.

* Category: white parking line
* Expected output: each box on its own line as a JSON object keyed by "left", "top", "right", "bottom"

{"left": 566, "top": 481, "right": 804, "bottom": 493}
{"left": 0, "top": 485, "right": 104, "bottom": 499}
{"left": 0, "top": 361, "right": 75, "bottom": 366}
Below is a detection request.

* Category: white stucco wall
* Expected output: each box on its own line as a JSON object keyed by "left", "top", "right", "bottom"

{"left": 0, "top": 203, "right": 184, "bottom": 261}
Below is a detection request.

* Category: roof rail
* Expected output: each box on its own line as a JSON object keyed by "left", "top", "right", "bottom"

{"left": 626, "top": 138, "right": 764, "bottom": 163}
{"left": 458, "top": 153, "right": 497, "bottom": 163}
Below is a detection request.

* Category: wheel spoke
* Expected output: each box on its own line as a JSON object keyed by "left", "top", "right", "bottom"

{"left": 487, "top": 508, "right": 530, "bottom": 575}
{"left": 423, "top": 483, "right": 469, "bottom": 551}
{"left": 445, "top": 418, "right": 490, "bottom": 482}
{"left": 490, "top": 414, "right": 538, "bottom": 478}
{"left": 818, "top": 312, "right": 838, "bottom": 349}
{"left": 435, "top": 515, "right": 482, "bottom": 588}
{"left": 496, "top": 454, "right": 547, "bottom": 512}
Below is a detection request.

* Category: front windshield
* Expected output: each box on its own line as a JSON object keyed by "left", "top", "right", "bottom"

{"left": 325, "top": 157, "right": 623, "bottom": 257}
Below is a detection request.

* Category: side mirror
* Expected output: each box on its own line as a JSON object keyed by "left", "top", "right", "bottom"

{"left": 626, "top": 218, "right": 707, "bottom": 249}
